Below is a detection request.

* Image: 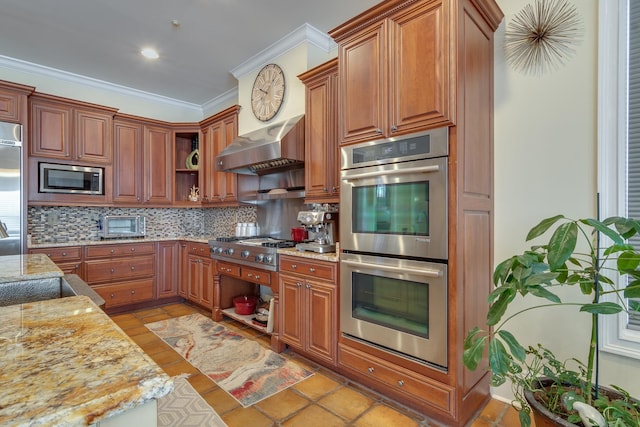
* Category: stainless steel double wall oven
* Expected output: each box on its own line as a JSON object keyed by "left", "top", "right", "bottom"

{"left": 340, "top": 128, "right": 449, "bottom": 369}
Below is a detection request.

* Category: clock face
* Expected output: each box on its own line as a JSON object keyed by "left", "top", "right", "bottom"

{"left": 251, "top": 63, "right": 285, "bottom": 122}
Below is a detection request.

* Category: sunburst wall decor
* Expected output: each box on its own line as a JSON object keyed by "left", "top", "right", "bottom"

{"left": 505, "top": 0, "right": 583, "bottom": 76}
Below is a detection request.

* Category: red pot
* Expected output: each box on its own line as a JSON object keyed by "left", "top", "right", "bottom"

{"left": 233, "top": 295, "right": 259, "bottom": 315}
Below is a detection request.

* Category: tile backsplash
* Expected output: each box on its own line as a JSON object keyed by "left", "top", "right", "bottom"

{"left": 28, "top": 206, "right": 256, "bottom": 244}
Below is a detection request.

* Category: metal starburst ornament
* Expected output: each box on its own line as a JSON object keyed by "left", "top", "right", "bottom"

{"left": 505, "top": 0, "right": 583, "bottom": 76}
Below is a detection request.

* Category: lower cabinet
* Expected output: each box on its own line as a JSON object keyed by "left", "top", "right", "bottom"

{"left": 278, "top": 255, "right": 338, "bottom": 366}
{"left": 181, "top": 242, "right": 214, "bottom": 309}
{"left": 84, "top": 242, "right": 156, "bottom": 310}
{"left": 29, "top": 246, "right": 84, "bottom": 279}
{"left": 156, "top": 241, "right": 179, "bottom": 298}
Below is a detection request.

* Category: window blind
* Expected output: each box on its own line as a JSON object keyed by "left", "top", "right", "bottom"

{"left": 627, "top": 0, "right": 640, "bottom": 330}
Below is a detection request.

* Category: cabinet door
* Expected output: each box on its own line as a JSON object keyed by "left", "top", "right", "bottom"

{"left": 156, "top": 241, "right": 179, "bottom": 298}
{"left": 144, "top": 125, "right": 173, "bottom": 204}
{"left": 0, "top": 87, "right": 23, "bottom": 122}
{"left": 57, "top": 261, "right": 84, "bottom": 279}
{"left": 187, "top": 254, "right": 202, "bottom": 301}
{"left": 306, "top": 279, "right": 337, "bottom": 364}
{"left": 30, "top": 99, "right": 72, "bottom": 159}
{"left": 74, "top": 109, "right": 112, "bottom": 164}
{"left": 339, "top": 21, "right": 387, "bottom": 145}
{"left": 178, "top": 242, "right": 189, "bottom": 297}
{"left": 389, "top": 0, "right": 451, "bottom": 133}
{"left": 303, "top": 65, "right": 339, "bottom": 202}
{"left": 209, "top": 116, "right": 238, "bottom": 204}
{"left": 279, "top": 275, "right": 304, "bottom": 349}
{"left": 199, "top": 257, "right": 214, "bottom": 309}
{"left": 113, "top": 120, "right": 143, "bottom": 203}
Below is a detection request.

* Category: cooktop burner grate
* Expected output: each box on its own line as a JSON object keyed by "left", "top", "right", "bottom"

{"left": 261, "top": 240, "right": 297, "bottom": 248}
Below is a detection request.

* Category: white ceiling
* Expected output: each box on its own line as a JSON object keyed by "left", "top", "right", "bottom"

{"left": 0, "top": 0, "right": 379, "bottom": 106}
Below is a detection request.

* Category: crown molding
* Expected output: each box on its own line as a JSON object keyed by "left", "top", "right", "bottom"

{"left": 0, "top": 55, "right": 203, "bottom": 114}
{"left": 230, "top": 23, "right": 337, "bottom": 79}
{"left": 201, "top": 86, "right": 239, "bottom": 116}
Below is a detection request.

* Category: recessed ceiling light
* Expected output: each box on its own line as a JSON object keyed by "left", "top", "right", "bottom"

{"left": 141, "top": 48, "right": 159, "bottom": 59}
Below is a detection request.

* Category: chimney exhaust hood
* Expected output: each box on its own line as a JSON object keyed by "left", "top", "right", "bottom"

{"left": 215, "top": 114, "right": 305, "bottom": 175}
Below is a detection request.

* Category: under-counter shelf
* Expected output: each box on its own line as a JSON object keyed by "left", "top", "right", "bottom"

{"left": 221, "top": 307, "right": 270, "bottom": 335}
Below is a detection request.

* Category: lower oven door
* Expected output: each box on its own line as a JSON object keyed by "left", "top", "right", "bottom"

{"left": 340, "top": 252, "right": 447, "bottom": 369}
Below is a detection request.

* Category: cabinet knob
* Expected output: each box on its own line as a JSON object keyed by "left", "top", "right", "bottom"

{"left": 131, "top": 290, "right": 136, "bottom": 295}
{"left": 110, "top": 249, "right": 115, "bottom": 254}
{"left": 46, "top": 253, "right": 51, "bottom": 257}
{"left": 255, "top": 275, "right": 261, "bottom": 280}
{"left": 391, "top": 125, "right": 398, "bottom": 132}
{"left": 110, "top": 268, "right": 115, "bottom": 273}
{"left": 291, "top": 264, "right": 297, "bottom": 269}
{"left": 376, "top": 128, "right": 383, "bottom": 134}
{"left": 309, "top": 267, "right": 316, "bottom": 273}
{"left": 131, "top": 266, "right": 135, "bottom": 271}
{"left": 397, "top": 380, "right": 405, "bottom": 387}
{"left": 110, "top": 293, "right": 115, "bottom": 298}
{"left": 368, "top": 367, "right": 375, "bottom": 373}
{"left": 62, "top": 252, "right": 67, "bottom": 256}
{"left": 296, "top": 282, "right": 302, "bottom": 288}
{"left": 305, "top": 284, "right": 311, "bottom": 289}
{"left": 131, "top": 248, "right": 135, "bottom": 252}
{"left": 247, "top": 273, "right": 254, "bottom": 278}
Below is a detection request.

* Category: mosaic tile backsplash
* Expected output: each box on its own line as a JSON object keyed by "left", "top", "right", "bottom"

{"left": 28, "top": 206, "right": 257, "bottom": 244}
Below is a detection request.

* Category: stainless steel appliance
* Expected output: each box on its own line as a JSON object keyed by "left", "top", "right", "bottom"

{"left": 340, "top": 128, "right": 448, "bottom": 260}
{"left": 99, "top": 215, "right": 146, "bottom": 239}
{"left": 295, "top": 210, "right": 339, "bottom": 253}
{"left": 209, "top": 237, "right": 297, "bottom": 272}
{"left": 0, "top": 122, "right": 23, "bottom": 256}
{"left": 340, "top": 128, "right": 449, "bottom": 369}
{"left": 39, "top": 162, "right": 104, "bottom": 195}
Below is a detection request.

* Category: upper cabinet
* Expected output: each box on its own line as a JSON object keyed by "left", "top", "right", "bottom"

{"left": 298, "top": 59, "right": 340, "bottom": 203}
{"left": 112, "top": 114, "right": 173, "bottom": 205}
{"left": 0, "top": 80, "right": 34, "bottom": 123}
{"left": 174, "top": 126, "right": 201, "bottom": 206}
{"left": 330, "top": 0, "right": 452, "bottom": 145}
{"left": 29, "top": 93, "right": 116, "bottom": 164}
{"left": 200, "top": 106, "right": 241, "bottom": 206}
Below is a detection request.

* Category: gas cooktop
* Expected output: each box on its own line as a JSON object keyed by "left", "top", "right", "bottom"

{"left": 208, "top": 237, "right": 297, "bottom": 271}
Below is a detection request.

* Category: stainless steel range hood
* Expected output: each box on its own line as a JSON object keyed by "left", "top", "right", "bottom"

{"left": 215, "top": 114, "right": 305, "bottom": 175}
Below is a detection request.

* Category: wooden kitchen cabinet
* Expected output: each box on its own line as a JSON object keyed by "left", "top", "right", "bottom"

{"left": 0, "top": 81, "right": 33, "bottom": 123}
{"left": 298, "top": 59, "right": 340, "bottom": 203}
{"left": 174, "top": 126, "right": 201, "bottom": 205}
{"left": 183, "top": 242, "right": 214, "bottom": 309}
{"left": 29, "top": 93, "right": 115, "bottom": 164}
{"left": 29, "top": 246, "right": 84, "bottom": 279}
{"left": 84, "top": 242, "right": 155, "bottom": 311}
{"left": 330, "top": 0, "right": 452, "bottom": 145}
{"left": 199, "top": 106, "right": 240, "bottom": 206}
{"left": 112, "top": 114, "right": 173, "bottom": 205}
{"left": 156, "top": 241, "right": 179, "bottom": 299}
{"left": 279, "top": 255, "right": 338, "bottom": 366}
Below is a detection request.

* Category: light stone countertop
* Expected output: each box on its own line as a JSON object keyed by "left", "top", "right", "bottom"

{"left": 0, "top": 295, "right": 173, "bottom": 426}
{"left": 28, "top": 235, "right": 217, "bottom": 249}
{"left": 0, "top": 254, "right": 64, "bottom": 283}
{"left": 278, "top": 247, "right": 339, "bottom": 263}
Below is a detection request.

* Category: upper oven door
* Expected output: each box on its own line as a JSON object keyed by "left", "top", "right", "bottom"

{"left": 340, "top": 156, "right": 447, "bottom": 260}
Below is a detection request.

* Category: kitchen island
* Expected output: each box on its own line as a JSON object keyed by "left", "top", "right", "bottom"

{"left": 0, "top": 295, "right": 173, "bottom": 426}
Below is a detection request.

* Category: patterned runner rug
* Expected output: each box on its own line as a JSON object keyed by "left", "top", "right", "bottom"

{"left": 158, "top": 377, "right": 227, "bottom": 427}
{"left": 146, "top": 313, "right": 313, "bottom": 407}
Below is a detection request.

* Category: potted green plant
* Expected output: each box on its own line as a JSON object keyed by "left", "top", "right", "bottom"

{"left": 463, "top": 215, "right": 640, "bottom": 426}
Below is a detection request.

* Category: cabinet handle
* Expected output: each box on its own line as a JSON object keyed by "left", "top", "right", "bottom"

{"left": 397, "top": 380, "right": 405, "bottom": 387}
{"left": 296, "top": 282, "right": 302, "bottom": 288}
{"left": 110, "top": 268, "right": 115, "bottom": 273}
{"left": 255, "top": 275, "right": 260, "bottom": 280}
{"left": 375, "top": 128, "right": 383, "bottom": 134}
{"left": 306, "top": 284, "right": 311, "bottom": 289}
{"left": 110, "top": 293, "right": 115, "bottom": 298}
{"left": 131, "top": 248, "right": 135, "bottom": 252}
{"left": 131, "top": 290, "right": 136, "bottom": 295}
{"left": 291, "top": 264, "right": 297, "bottom": 269}
{"left": 62, "top": 252, "right": 67, "bottom": 256}
{"left": 130, "top": 266, "right": 135, "bottom": 271}
{"left": 391, "top": 125, "right": 398, "bottom": 132}
{"left": 368, "top": 367, "right": 375, "bottom": 373}
{"left": 110, "top": 249, "right": 115, "bottom": 254}
{"left": 309, "top": 267, "right": 316, "bottom": 273}
{"left": 247, "top": 273, "right": 254, "bottom": 278}
{"left": 46, "top": 253, "right": 51, "bottom": 257}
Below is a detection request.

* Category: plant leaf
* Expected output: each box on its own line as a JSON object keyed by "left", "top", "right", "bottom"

{"left": 496, "top": 330, "right": 526, "bottom": 362}
{"left": 493, "top": 257, "right": 515, "bottom": 285}
{"left": 526, "top": 215, "right": 564, "bottom": 241}
{"left": 617, "top": 251, "right": 640, "bottom": 272}
{"left": 582, "top": 218, "right": 624, "bottom": 245}
{"left": 487, "top": 289, "right": 516, "bottom": 326}
{"left": 526, "top": 285, "right": 562, "bottom": 303}
{"left": 624, "top": 280, "right": 640, "bottom": 298}
{"left": 547, "top": 222, "right": 578, "bottom": 271}
{"left": 488, "top": 338, "right": 510, "bottom": 377}
{"left": 518, "top": 408, "right": 531, "bottom": 427}
{"left": 463, "top": 327, "right": 486, "bottom": 371}
{"left": 579, "top": 302, "right": 624, "bottom": 315}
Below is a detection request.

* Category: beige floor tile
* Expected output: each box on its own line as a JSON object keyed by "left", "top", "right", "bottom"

{"left": 123, "top": 325, "right": 152, "bottom": 337}
{"left": 187, "top": 373, "right": 217, "bottom": 395}
{"left": 318, "top": 386, "right": 375, "bottom": 421}
{"left": 282, "top": 404, "right": 346, "bottom": 427}
{"left": 255, "top": 388, "right": 310, "bottom": 420}
{"left": 221, "top": 406, "right": 274, "bottom": 427}
{"left": 133, "top": 307, "right": 167, "bottom": 319}
{"left": 162, "top": 303, "right": 199, "bottom": 316}
{"left": 202, "top": 387, "right": 241, "bottom": 415}
{"left": 149, "top": 348, "right": 181, "bottom": 366}
{"left": 469, "top": 417, "right": 495, "bottom": 427}
{"left": 140, "top": 312, "right": 172, "bottom": 323}
{"left": 478, "top": 399, "right": 508, "bottom": 422}
{"left": 294, "top": 372, "right": 341, "bottom": 400}
{"left": 161, "top": 359, "right": 199, "bottom": 377}
{"left": 109, "top": 313, "right": 141, "bottom": 329}
{"left": 354, "top": 404, "right": 420, "bottom": 427}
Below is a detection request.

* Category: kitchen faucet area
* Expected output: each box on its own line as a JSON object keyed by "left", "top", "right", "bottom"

{"left": 0, "top": 0, "right": 552, "bottom": 425}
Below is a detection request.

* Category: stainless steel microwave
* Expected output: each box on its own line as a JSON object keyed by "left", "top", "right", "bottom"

{"left": 99, "top": 215, "right": 146, "bottom": 239}
{"left": 39, "top": 162, "right": 104, "bottom": 195}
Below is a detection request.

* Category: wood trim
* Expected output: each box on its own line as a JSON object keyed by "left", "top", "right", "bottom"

{"left": 198, "top": 104, "right": 241, "bottom": 128}
{"left": 30, "top": 92, "right": 118, "bottom": 114}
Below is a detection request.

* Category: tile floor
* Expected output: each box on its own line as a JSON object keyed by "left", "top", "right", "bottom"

{"left": 111, "top": 302, "right": 523, "bottom": 427}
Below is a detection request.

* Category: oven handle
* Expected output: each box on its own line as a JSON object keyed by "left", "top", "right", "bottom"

{"left": 341, "top": 259, "right": 443, "bottom": 278}
{"left": 341, "top": 164, "right": 440, "bottom": 181}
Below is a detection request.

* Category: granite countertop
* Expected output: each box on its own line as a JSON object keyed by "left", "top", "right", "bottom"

{"left": 0, "top": 295, "right": 172, "bottom": 426}
{"left": 28, "top": 235, "right": 217, "bottom": 249}
{"left": 0, "top": 254, "right": 64, "bottom": 283}
{"left": 278, "top": 247, "right": 339, "bottom": 263}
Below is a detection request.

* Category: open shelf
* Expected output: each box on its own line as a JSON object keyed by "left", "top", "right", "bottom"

{"left": 221, "top": 307, "right": 270, "bottom": 335}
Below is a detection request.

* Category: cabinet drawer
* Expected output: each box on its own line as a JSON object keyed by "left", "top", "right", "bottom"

{"left": 56, "top": 261, "right": 84, "bottom": 277}
{"left": 187, "top": 243, "right": 210, "bottom": 256}
{"left": 241, "top": 267, "right": 271, "bottom": 286}
{"left": 30, "top": 246, "right": 83, "bottom": 262}
{"left": 280, "top": 256, "right": 336, "bottom": 281}
{"left": 216, "top": 261, "right": 241, "bottom": 278}
{"left": 339, "top": 344, "right": 453, "bottom": 413}
{"left": 85, "top": 242, "right": 155, "bottom": 258}
{"left": 85, "top": 255, "right": 155, "bottom": 283}
{"left": 93, "top": 279, "right": 154, "bottom": 309}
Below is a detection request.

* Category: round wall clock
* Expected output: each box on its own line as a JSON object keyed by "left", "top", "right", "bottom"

{"left": 251, "top": 63, "right": 285, "bottom": 122}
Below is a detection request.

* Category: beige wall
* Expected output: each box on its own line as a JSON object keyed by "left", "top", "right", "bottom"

{"left": 492, "top": 0, "right": 640, "bottom": 400}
